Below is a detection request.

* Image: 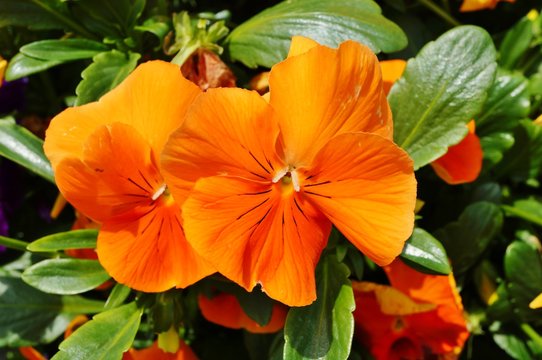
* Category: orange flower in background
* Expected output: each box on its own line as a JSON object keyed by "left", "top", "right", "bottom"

{"left": 354, "top": 260, "right": 469, "bottom": 360}
{"left": 44, "top": 61, "right": 215, "bottom": 292}
{"left": 198, "top": 292, "right": 288, "bottom": 333}
{"left": 431, "top": 120, "right": 482, "bottom": 184}
{"left": 123, "top": 340, "right": 198, "bottom": 360}
{"left": 162, "top": 36, "right": 416, "bottom": 306}
{"left": 460, "top": 0, "right": 515, "bottom": 12}
{"left": 19, "top": 347, "right": 47, "bottom": 360}
{"left": 380, "top": 59, "right": 483, "bottom": 185}
{"left": 0, "top": 56, "right": 6, "bottom": 86}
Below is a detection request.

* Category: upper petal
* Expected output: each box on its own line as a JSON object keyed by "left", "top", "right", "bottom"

{"left": 303, "top": 132, "right": 416, "bottom": 266}
{"left": 182, "top": 176, "right": 331, "bottom": 306}
{"left": 430, "top": 120, "right": 482, "bottom": 184}
{"left": 379, "top": 59, "right": 406, "bottom": 95}
{"left": 45, "top": 61, "right": 200, "bottom": 168}
{"left": 54, "top": 122, "right": 163, "bottom": 222}
{"left": 269, "top": 40, "right": 392, "bottom": 166}
{"left": 161, "top": 88, "right": 283, "bottom": 203}
{"left": 287, "top": 36, "right": 319, "bottom": 58}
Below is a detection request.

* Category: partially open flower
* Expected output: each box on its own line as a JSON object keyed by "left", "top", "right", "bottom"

{"left": 181, "top": 48, "right": 236, "bottom": 90}
{"left": 353, "top": 260, "right": 469, "bottom": 359}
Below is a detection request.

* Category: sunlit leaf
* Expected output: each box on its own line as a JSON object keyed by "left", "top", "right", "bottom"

{"left": 390, "top": 25, "right": 497, "bottom": 169}
{"left": 20, "top": 39, "right": 108, "bottom": 61}
{"left": 400, "top": 228, "right": 451, "bottom": 275}
{"left": 27, "top": 230, "right": 98, "bottom": 253}
{"left": 225, "top": 0, "right": 407, "bottom": 68}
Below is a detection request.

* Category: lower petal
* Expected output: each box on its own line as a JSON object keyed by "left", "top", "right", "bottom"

{"left": 182, "top": 176, "right": 331, "bottom": 306}
{"left": 97, "top": 199, "right": 214, "bottom": 292}
{"left": 303, "top": 132, "right": 417, "bottom": 266}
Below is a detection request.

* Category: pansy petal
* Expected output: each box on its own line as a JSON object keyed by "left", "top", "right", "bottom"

{"left": 54, "top": 123, "right": 162, "bottom": 222}
{"left": 303, "top": 132, "right": 416, "bottom": 266}
{"left": 379, "top": 59, "right": 406, "bottom": 95}
{"left": 98, "top": 198, "right": 214, "bottom": 292}
{"left": 162, "top": 88, "right": 283, "bottom": 203}
{"left": 287, "top": 36, "right": 319, "bottom": 57}
{"left": 269, "top": 40, "right": 391, "bottom": 166}
{"left": 182, "top": 176, "right": 331, "bottom": 306}
{"left": 198, "top": 292, "right": 287, "bottom": 333}
{"left": 385, "top": 260, "right": 469, "bottom": 354}
{"left": 45, "top": 61, "right": 200, "bottom": 168}
{"left": 431, "top": 121, "right": 482, "bottom": 184}
{"left": 124, "top": 340, "right": 198, "bottom": 360}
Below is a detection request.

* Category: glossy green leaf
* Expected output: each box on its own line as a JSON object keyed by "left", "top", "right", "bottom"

{"left": 494, "top": 331, "right": 537, "bottom": 360}
{"left": 52, "top": 302, "right": 142, "bottom": 360}
{"left": 502, "top": 198, "right": 542, "bottom": 227}
{"left": 22, "top": 259, "right": 110, "bottom": 295}
{"left": 75, "top": 50, "right": 140, "bottom": 105}
{"left": 225, "top": 0, "right": 407, "bottom": 68}
{"left": 436, "top": 202, "right": 503, "bottom": 277}
{"left": 20, "top": 39, "right": 108, "bottom": 61}
{"left": 499, "top": 16, "right": 534, "bottom": 70}
{"left": 0, "top": 0, "right": 70, "bottom": 30}
{"left": 0, "top": 118, "right": 54, "bottom": 183}
{"left": 476, "top": 70, "right": 531, "bottom": 135}
{"left": 504, "top": 242, "right": 542, "bottom": 322}
{"left": 27, "top": 229, "right": 98, "bottom": 252}
{"left": 0, "top": 276, "right": 104, "bottom": 347}
{"left": 480, "top": 132, "right": 515, "bottom": 168}
{"left": 494, "top": 119, "right": 542, "bottom": 181}
{"left": 390, "top": 25, "right": 497, "bottom": 169}
{"left": 284, "top": 254, "right": 354, "bottom": 360}
{"left": 400, "top": 228, "right": 451, "bottom": 275}
{"left": 5, "top": 53, "right": 63, "bottom": 81}
{"left": 104, "top": 284, "right": 131, "bottom": 310}
{"left": 71, "top": 0, "right": 145, "bottom": 40}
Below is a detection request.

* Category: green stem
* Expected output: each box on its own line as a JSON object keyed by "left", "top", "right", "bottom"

{"left": 30, "top": 0, "right": 99, "bottom": 40}
{"left": 170, "top": 42, "right": 200, "bottom": 66}
{"left": 520, "top": 323, "right": 542, "bottom": 349}
{"left": 0, "top": 236, "right": 29, "bottom": 252}
{"left": 418, "top": 0, "right": 461, "bottom": 27}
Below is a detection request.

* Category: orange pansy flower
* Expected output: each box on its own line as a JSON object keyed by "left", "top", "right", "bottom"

{"left": 162, "top": 37, "right": 416, "bottom": 306}
{"left": 19, "top": 347, "right": 47, "bottom": 360}
{"left": 460, "top": 0, "right": 515, "bottom": 12}
{"left": 353, "top": 260, "right": 469, "bottom": 360}
{"left": 380, "top": 59, "right": 483, "bottom": 185}
{"left": 123, "top": 340, "right": 198, "bottom": 360}
{"left": 44, "top": 61, "right": 215, "bottom": 292}
{"left": 198, "top": 292, "right": 287, "bottom": 333}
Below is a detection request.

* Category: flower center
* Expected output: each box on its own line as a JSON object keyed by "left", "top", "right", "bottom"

{"left": 272, "top": 166, "right": 300, "bottom": 192}
{"left": 152, "top": 183, "right": 168, "bottom": 201}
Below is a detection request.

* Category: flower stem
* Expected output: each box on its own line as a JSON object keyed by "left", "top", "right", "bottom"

{"left": 520, "top": 323, "right": 542, "bottom": 349}
{"left": 418, "top": 0, "right": 461, "bottom": 27}
{"left": 0, "top": 235, "right": 29, "bottom": 252}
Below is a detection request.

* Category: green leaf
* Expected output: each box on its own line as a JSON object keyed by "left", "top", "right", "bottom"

{"left": 284, "top": 254, "right": 354, "bottom": 360}
{"left": 494, "top": 119, "right": 542, "bottom": 181}
{"left": 503, "top": 241, "right": 542, "bottom": 322}
{"left": 390, "top": 25, "right": 497, "bottom": 169}
{"left": 0, "top": 276, "right": 104, "bottom": 347}
{"left": 27, "top": 229, "right": 98, "bottom": 252}
{"left": 22, "top": 259, "right": 110, "bottom": 295}
{"left": 0, "top": 0, "right": 70, "bottom": 30}
{"left": 20, "top": 39, "right": 108, "bottom": 61}
{"left": 5, "top": 53, "right": 63, "bottom": 81}
{"left": 0, "top": 118, "right": 54, "bottom": 183}
{"left": 104, "top": 284, "right": 131, "bottom": 310}
{"left": 75, "top": 50, "right": 140, "bottom": 105}
{"left": 476, "top": 70, "right": 531, "bottom": 135}
{"left": 435, "top": 202, "right": 503, "bottom": 277}
{"left": 225, "top": 0, "right": 407, "bottom": 68}
{"left": 494, "top": 332, "right": 537, "bottom": 360}
{"left": 52, "top": 302, "right": 142, "bottom": 360}
{"left": 480, "top": 132, "right": 515, "bottom": 168}
{"left": 499, "top": 16, "right": 534, "bottom": 70}
{"left": 502, "top": 198, "right": 542, "bottom": 227}
{"left": 400, "top": 228, "right": 451, "bottom": 275}
{"left": 134, "top": 17, "right": 170, "bottom": 47}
